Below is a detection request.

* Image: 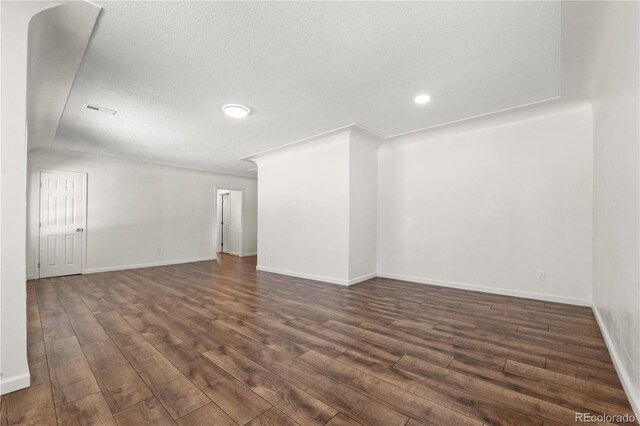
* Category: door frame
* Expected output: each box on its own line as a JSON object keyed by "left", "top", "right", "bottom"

{"left": 214, "top": 187, "right": 244, "bottom": 256}
{"left": 37, "top": 169, "right": 88, "bottom": 279}
{"left": 221, "top": 192, "right": 231, "bottom": 254}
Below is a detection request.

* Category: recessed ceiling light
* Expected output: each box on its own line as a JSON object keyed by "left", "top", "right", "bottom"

{"left": 414, "top": 94, "right": 431, "bottom": 104}
{"left": 222, "top": 104, "right": 250, "bottom": 118}
{"left": 84, "top": 103, "right": 117, "bottom": 115}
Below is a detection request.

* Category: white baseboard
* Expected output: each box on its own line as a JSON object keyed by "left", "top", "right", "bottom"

{"left": 255, "top": 267, "right": 592, "bottom": 305}
{"left": 256, "top": 265, "right": 351, "bottom": 286}
{"left": 226, "top": 251, "right": 257, "bottom": 257}
{"left": 26, "top": 274, "right": 36, "bottom": 280}
{"left": 376, "top": 272, "right": 592, "bottom": 306}
{"left": 0, "top": 372, "right": 30, "bottom": 395}
{"left": 84, "top": 256, "right": 217, "bottom": 274}
{"left": 256, "top": 267, "right": 376, "bottom": 287}
{"left": 592, "top": 306, "right": 640, "bottom": 419}
{"left": 348, "top": 272, "right": 377, "bottom": 285}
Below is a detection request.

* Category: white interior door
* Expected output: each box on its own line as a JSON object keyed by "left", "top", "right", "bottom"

{"left": 229, "top": 190, "right": 242, "bottom": 255}
{"left": 39, "top": 171, "right": 85, "bottom": 278}
{"left": 222, "top": 193, "right": 231, "bottom": 253}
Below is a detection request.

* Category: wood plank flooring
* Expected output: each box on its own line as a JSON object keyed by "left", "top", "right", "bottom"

{"left": 1, "top": 254, "right": 636, "bottom": 425}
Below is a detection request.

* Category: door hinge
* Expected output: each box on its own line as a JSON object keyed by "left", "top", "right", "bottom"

{"left": 40, "top": 182, "right": 42, "bottom": 188}
{"left": 37, "top": 262, "right": 40, "bottom": 268}
{"left": 39, "top": 222, "right": 42, "bottom": 228}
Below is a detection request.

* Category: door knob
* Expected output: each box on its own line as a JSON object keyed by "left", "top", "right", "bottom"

{"left": 76, "top": 228, "right": 84, "bottom": 232}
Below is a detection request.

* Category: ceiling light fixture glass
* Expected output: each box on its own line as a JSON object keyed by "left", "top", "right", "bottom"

{"left": 414, "top": 94, "right": 431, "bottom": 104}
{"left": 222, "top": 104, "right": 250, "bottom": 118}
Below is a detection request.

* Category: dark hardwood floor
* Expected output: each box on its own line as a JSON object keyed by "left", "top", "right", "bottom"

{"left": 1, "top": 254, "right": 636, "bottom": 425}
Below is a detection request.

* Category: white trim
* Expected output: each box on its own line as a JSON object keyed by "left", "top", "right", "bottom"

{"left": 229, "top": 251, "right": 240, "bottom": 256}
{"left": 240, "top": 97, "right": 563, "bottom": 163}
{"left": 384, "top": 95, "right": 561, "bottom": 139}
{"left": 215, "top": 188, "right": 244, "bottom": 257}
{"left": 84, "top": 257, "right": 217, "bottom": 274}
{"left": 32, "top": 147, "right": 257, "bottom": 179}
{"left": 348, "top": 272, "right": 377, "bottom": 285}
{"left": 256, "top": 267, "right": 376, "bottom": 286}
{"left": 254, "top": 267, "right": 592, "bottom": 304}
{"left": 256, "top": 265, "right": 351, "bottom": 286}
{"left": 0, "top": 372, "right": 30, "bottom": 395}
{"left": 241, "top": 124, "right": 381, "bottom": 162}
{"left": 240, "top": 252, "right": 257, "bottom": 257}
{"left": 375, "top": 272, "right": 592, "bottom": 306}
{"left": 26, "top": 274, "right": 36, "bottom": 280}
{"left": 592, "top": 306, "right": 640, "bottom": 419}
{"left": 37, "top": 169, "right": 88, "bottom": 279}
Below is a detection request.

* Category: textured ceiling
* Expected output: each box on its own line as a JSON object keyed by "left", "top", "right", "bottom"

{"left": 27, "top": 1, "right": 101, "bottom": 152}
{"left": 53, "top": 1, "right": 560, "bottom": 176}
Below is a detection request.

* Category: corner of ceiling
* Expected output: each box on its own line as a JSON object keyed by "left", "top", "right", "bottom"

{"left": 26, "top": 1, "right": 101, "bottom": 153}
{"left": 240, "top": 124, "right": 358, "bottom": 163}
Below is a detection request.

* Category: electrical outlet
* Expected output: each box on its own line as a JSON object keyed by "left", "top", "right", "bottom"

{"left": 156, "top": 247, "right": 162, "bottom": 254}
{"left": 269, "top": 256, "right": 273, "bottom": 264}
{"left": 537, "top": 270, "right": 545, "bottom": 281}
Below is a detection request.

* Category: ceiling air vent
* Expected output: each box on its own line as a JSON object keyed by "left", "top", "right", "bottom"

{"left": 84, "top": 103, "right": 117, "bottom": 115}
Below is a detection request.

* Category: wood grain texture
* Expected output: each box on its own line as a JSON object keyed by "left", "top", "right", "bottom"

{"left": 244, "top": 407, "right": 299, "bottom": 426}
{"left": 113, "top": 397, "right": 175, "bottom": 426}
{"left": 2, "top": 255, "right": 635, "bottom": 425}
{"left": 175, "top": 402, "right": 235, "bottom": 426}
{"left": 45, "top": 336, "right": 101, "bottom": 407}
{"left": 55, "top": 393, "right": 116, "bottom": 426}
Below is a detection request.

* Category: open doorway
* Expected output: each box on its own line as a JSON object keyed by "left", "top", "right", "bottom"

{"left": 216, "top": 189, "right": 243, "bottom": 256}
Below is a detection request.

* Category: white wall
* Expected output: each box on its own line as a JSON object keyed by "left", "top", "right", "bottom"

{"left": 253, "top": 110, "right": 593, "bottom": 303}
{"left": 254, "top": 130, "right": 351, "bottom": 284}
{"left": 378, "top": 104, "right": 594, "bottom": 305}
{"left": 27, "top": 149, "right": 258, "bottom": 275}
{"left": 589, "top": 1, "right": 640, "bottom": 414}
{"left": 349, "top": 127, "right": 380, "bottom": 280}
{"left": 0, "top": 1, "right": 99, "bottom": 395}
{"left": 1, "top": 1, "right": 42, "bottom": 396}
{"left": 252, "top": 127, "right": 384, "bottom": 285}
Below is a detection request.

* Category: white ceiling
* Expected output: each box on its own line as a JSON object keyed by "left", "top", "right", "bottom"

{"left": 53, "top": 1, "right": 560, "bottom": 176}
{"left": 27, "top": 1, "right": 101, "bottom": 153}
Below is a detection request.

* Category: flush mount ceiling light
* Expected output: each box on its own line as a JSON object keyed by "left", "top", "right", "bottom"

{"left": 84, "top": 103, "right": 117, "bottom": 115}
{"left": 222, "top": 104, "right": 250, "bottom": 118}
{"left": 414, "top": 94, "right": 431, "bottom": 104}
